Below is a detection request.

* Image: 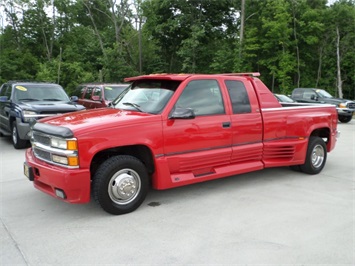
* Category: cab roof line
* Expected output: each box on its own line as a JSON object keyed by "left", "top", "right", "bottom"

{"left": 217, "top": 72, "right": 260, "bottom": 77}
{"left": 124, "top": 72, "right": 260, "bottom": 82}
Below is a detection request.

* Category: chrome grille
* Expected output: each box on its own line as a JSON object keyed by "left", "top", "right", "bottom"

{"left": 347, "top": 102, "right": 355, "bottom": 109}
{"left": 32, "top": 132, "right": 51, "bottom": 146}
{"left": 33, "top": 147, "right": 51, "bottom": 162}
{"left": 30, "top": 129, "right": 79, "bottom": 169}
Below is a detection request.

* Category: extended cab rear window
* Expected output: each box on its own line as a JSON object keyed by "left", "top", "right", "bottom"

{"left": 225, "top": 80, "right": 251, "bottom": 114}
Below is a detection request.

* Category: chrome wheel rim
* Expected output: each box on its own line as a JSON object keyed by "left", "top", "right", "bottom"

{"left": 108, "top": 168, "right": 141, "bottom": 205}
{"left": 12, "top": 126, "right": 17, "bottom": 144}
{"left": 311, "top": 144, "right": 325, "bottom": 168}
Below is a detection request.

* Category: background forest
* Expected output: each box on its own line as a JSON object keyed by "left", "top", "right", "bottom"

{"left": 0, "top": 0, "right": 354, "bottom": 98}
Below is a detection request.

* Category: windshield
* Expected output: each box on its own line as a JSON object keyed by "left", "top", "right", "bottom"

{"left": 14, "top": 84, "right": 69, "bottom": 102}
{"left": 316, "top": 89, "right": 333, "bottom": 98}
{"left": 113, "top": 80, "right": 180, "bottom": 114}
{"left": 104, "top": 85, "right": 128, "bottom": 101}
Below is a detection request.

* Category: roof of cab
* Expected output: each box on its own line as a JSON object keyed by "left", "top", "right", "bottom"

{"left": 124, "top": 72, "right": 260, "bottom": 82}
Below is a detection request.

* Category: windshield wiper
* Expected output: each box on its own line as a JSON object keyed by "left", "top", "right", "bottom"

{"left": 19, "top": 98, "right": 39, "bottom": 101}
{"left": 122, "top": 102, "right": 144, "bottom": 112}
{"left": 42, "top": 98, "right": 63, "bottom": 101}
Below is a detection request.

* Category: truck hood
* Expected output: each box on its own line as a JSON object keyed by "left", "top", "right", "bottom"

{"left": 39, "top": 108, "right": 159, "bottom": 135}
{"left": 19, "top": 100, "right": 85, "bottom": 112}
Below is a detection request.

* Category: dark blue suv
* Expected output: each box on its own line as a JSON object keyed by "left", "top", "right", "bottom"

{"left": 0, "top": 81, "right": 85, "bottom": 149}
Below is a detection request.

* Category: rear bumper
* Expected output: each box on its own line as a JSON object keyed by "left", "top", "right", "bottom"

{"left": 25, "top": 148, "right": 91, "bottom": 203}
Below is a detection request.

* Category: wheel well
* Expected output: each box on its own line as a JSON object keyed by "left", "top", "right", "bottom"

{"left": 310, "top": 127, "right": 330, "bottom": 145}
{"left": 9, "top": 116, "right": 15, "bottom": 127}
{"left": 90, "top": 145, "right": 155, "bottom": 180}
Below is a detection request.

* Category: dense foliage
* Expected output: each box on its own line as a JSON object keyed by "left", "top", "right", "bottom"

{"left": 0, "top": 0, "right": 354, "bottom": 98}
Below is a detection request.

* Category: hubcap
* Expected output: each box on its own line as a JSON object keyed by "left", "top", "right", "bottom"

{"left": 108, "top": 169, "right": 141, "bottom": 205}
{"left": 311, "top": 144, "right": 325, "bottom": 168}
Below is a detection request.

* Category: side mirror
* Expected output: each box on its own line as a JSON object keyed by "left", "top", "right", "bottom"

{"left": 70, "top": 96, "right": 78, "bottom": 102}
{"left": 0, "top": 96, "right": 9, "bottom": 102}
{"left": 310, "top": 95, "right": 318, "bottom": 101}
{"left": 91, "top": 95, "right": 100, "bottom": 101}
{"left": 169, "top": 107, "right": 195, "bottom": 119}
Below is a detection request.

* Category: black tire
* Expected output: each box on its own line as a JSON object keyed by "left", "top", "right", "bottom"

{"left": 12, "top": 123, "right": 28, "bottom": 149}
{"left": 338, "top": 115, "right": 352, "bottom": 123}
{"left": 92, "top": 155, "right": 149, "bottom": 215}
{"left": 289, "top": 165, "right": 301, "bottom": 172}
{"left": 299, "top": 136, "right": 327, "bottom": 175}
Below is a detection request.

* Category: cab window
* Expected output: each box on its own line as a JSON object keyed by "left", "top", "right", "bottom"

{"left": 175, "top": 80, "right": 225, "bottom": 116}
{"left": 225, "top": 80, "right": 251, "bottom": 114}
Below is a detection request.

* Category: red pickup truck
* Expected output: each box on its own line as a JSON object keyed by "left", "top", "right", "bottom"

{"left": 24, "top": 73, "right": 339, "bottom": 215}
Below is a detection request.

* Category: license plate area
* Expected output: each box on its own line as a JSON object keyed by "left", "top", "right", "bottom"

{"left": 24, "top": 163, "right": 34, "bottom": 181}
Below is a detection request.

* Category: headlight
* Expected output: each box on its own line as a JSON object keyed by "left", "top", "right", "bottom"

{"left": 50, "top": 137, "right": 79, "bottom": 167}
{"left": 23, "top": 110, "right": 37, "bottom": 122}
{"left": 51, "top": 137, "right": 78, "bottom": 150}
{"left": 339, "top": 103, "right": 347, "bottom": 108}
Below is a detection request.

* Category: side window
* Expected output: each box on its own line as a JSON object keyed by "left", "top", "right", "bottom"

{"left": 292, "top": 89, "right": 303, "bottom": 98}
{"left": 175, "top": 80, "right": 224, "bottom": 116}
{"left": 84, "top": 87, "right": 93, "bottom": 100}
{"left": 0, "top": 85, "right": 11, "bottom": 98}
{"left": 304, "top": 91, "right": 316, "bottom": 100}
{"left": 73, "top": 86, "right": 85, "bottom": 97}
{"left": 225, "top": 80, "right": 251, "bottom": 114}
{"left": 0, "top": 85, "right": 6, "bottom": 96}
{"left": 92, "top": 87, "right": 102, "bottom": 98}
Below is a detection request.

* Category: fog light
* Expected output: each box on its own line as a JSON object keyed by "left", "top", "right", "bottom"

{"left": 52, "top": 154, "right": 68, "bottom": 165}
{"left": 55, "top": 188, "right": 66, "bottom": 199}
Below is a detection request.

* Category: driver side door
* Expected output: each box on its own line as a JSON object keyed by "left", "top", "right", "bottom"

{"left": 162, "top": 79, "right": 232, "bottom": 178}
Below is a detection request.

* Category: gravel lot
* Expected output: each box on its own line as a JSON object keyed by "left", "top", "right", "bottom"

{"left": 1, "top": 122, "right": 354, "bottom": 265}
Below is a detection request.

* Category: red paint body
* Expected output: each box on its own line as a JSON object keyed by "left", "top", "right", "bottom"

{"left": 25, "top": 73, "right": 338, "bottom": 204}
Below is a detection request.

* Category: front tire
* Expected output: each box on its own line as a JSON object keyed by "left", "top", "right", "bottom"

{"left": 12, "top": 123, "right": 28, "bottom": 149}
{"left": 299, "top": 136, "right": 327, "bottom": 175}
{"left": 338, "top": 115, "right": 352, "bottom": 123}
{"left": 92, "top": 155, "right": 149, "bottom": 215}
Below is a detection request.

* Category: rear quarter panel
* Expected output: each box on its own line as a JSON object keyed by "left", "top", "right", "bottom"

{"left": 261, "top": 105, "right": 337, "bottom": 167}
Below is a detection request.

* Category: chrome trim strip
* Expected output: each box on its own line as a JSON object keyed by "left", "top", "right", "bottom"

{"left": 262, "top": 104, "right": 336, "bottom": 112}
{"left": 32, "top": 142, "right": 78, "bottom": 156}
{"left": 33, "top": 148, "right": 79, "bottom": 169}
{"left": 24, "top": 114, "right": 59, "bottom": 118}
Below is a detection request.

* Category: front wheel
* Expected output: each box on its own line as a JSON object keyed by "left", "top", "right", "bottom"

{"left": 12, "top": 123, "right": 28, "bottom": 149}
{"left": 299, "top": 136, "right": 327, "bottom": 175}
{"left": 338, "top": 115, "right": 352, "bottom": 123}
{"left": 92, "top": 155, "right": 149, "bottom": 215}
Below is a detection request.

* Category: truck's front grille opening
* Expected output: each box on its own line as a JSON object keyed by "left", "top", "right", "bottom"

{"left": 32, "top": 132, "right": 51, "bottom": 146}
{"left": 33, "top": 147, "right": 51, "bottom": 161}
{"left": 347, "top": 102, "right": 355, "bottom": 109}
{"left": 31, "top": 129, "right": 79, "bottom": 169}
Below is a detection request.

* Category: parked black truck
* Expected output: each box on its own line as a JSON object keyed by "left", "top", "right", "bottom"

{"left": 0, "top": 81, "right": 85, "bottom": 149}
{"left": 291, "top": 88, "right": 355, "bottom": 123}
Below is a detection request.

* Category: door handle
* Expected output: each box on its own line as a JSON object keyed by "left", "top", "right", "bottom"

{"left": 222, "top": 122, "right": 231, "bottom": 128}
